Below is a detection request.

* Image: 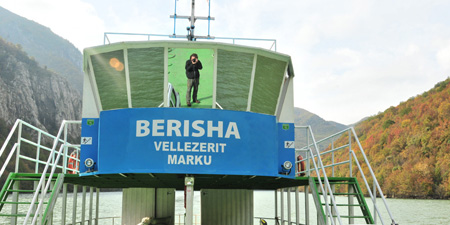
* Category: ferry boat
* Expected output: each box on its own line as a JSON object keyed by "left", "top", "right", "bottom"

{"left": 0, "top": 1, "right": 398, "bottom": 224}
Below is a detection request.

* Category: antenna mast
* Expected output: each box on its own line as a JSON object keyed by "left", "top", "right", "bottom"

{"left": 170, "top": 0, "right": 215, "bottom": 41}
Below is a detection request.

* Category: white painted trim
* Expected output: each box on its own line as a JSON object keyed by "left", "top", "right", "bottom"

{"left": 246, "top": 54, "right": 258, "bottom": 111}
{"left": 212, "top": 48, "right": 218, "bottom": 109}
{"left": 88, "top": 57, "right": 103, "bottom": 112}
{"left": 124, "top": 48, "right": 132, "bottom": 108}
{"left": 274, "top": 63, "right": 289, "bottom": 116}
{"left": 164, "top": 47, "right": 169, "bottom": 107}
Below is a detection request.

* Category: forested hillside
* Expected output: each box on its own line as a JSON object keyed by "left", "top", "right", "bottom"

{"left": 327, "top": 78, "right": 450, "bottom": 199}
{"left": 0, "top": 6, "right": 83, "bottom": 92}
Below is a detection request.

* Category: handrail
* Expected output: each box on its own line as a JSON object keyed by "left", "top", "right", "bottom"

{"left": 103, "top": 32, "right": 278, "bottom": 51}
{"left": 22, "top": 120, "right": 81, "bottom": 224}
{"left": 301, "top": 126, "right": 342, "bottom": 225}
{"left": 351, "top": 128, "right": 397, "bottom": 225}
{"left": 295, "top": 125, "right": 398, "bottom": 225}
{"left": 0, "top": 143, "right": 18, "bottom": 178}
{"left": 0, "top": 120, "right": 20, "bottom": 159}
{"left": 351, "top": 151, "right": 386, "bottom": 225}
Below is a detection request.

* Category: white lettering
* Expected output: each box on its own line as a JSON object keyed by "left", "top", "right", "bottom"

{"left": 225, "top": 122, "right": 240, "bottom": 139}
{"left": 170, "top": 142, "right": 176, "bottom": 151}
{"left": 152, "top": 120, "right": 165, "bottom": 136}
{"left": 187, "top": 155, "right": 194, "bottom": 165}
{"left": 192, "top": 120, "right": 205, "bottom": 137}
{"left": 185, "top": 142, "right": 191, "bottom": 152}
{"left": 219, "top": 143, "right": 226, "bottom": 153}
{"left": 207, "top": 121, "right": 223, "bottom": 138}
{"left": 183, "top": 120, "right": 190, "bottom": 137}
{"left": 167, "top": 120, "right": 182, "bottom": 137}
{"left": 162, "top": 142, "right": 169, "bottom": 151}
{"left": 168, "top": 155, "right": 177, "bottom": 164}
{"left": 192, "top": 142, "right": 199, "bottom": 152}
{"left": 177, "top": 142, "right": 184, "bottom": 151}
{"left": 136, "top": 119, "right": 241, "bottom": 139}
{"left": 208, "top": 143, "right": 215, "bottom": 152}
{"left": 204, "top": 156, "right": 212, "bottom": 165}
{"left": 195, "top": 155, "right": 203, "bottom": 165}
{"left": 136, "top": 120, "right": 150, "bottom": 137}
{"left": 200, "top": 142, "right": 206, "bottom": 152}
{"left": 154, "top": 141, "right": 162, "bottom": 151}
{"left": 178, "top": 155, "right": 186, "bottom": 164}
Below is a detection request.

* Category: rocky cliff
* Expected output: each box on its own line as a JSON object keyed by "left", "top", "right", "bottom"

{"left": 0, "top": 37, "right": 81, "bottom": 134}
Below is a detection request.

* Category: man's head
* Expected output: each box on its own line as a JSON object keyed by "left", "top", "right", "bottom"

{"left": 190, "top": 53, "right": 198, "bottom": 61}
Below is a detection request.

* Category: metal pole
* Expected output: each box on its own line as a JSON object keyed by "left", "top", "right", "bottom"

{"left": 295, "top": 187, "right": 299, "bottom": 225}
{"left": 348, "top": 130, "right": 354, "bottom": 224}
{"left": 96, "top": 188, "right": 100, "bottom": 225}
{"left": 173, "top": 0, "right": 177, "bottom": 35}
{"left": 89, "top": 187, "right": 94, "bottom": 225}
{"left": 281, "top": 188, "right": 284, "bottom": 225}
{"left": 190, "top": 0, "right": 196, "bottom": 40}
{"left": 208, "top": 0, "right": 211, "bottom": 36}
{"left": 331, "top": 141, "right": 336, "bottom": 224}
{"left": 305, "top": 185, "right": 309, "bottom": 225}
{"left": 63, "top": 124, "right": 68, "bottom": 173}
{"left": 35, "top": 131, "right": 41, "bottom": 173}
{"left": 275, "top": 189, "right": 278, "bottom": 222}
{"left": 305, "top": 127, "right": 310, "bottom": 225}
{"left": 373, "top": 181, "right": 377, "bottom": 224}
{"left": 185, "top": 177, "right": 195, "bottom": 225}
{"left": 62, "top": 183, "right": 68, "bottom": 224}
{"left": 82, "top": 186, "right": 87, "bottom": 225}
{"left": 72, "top": 185, "right": 78, "bottom": 225}
{"left": 11, "top": 122, "right": 22, "bottom": 225}
{"left": 287, "top": 188, "right": 291, "bottom": 225}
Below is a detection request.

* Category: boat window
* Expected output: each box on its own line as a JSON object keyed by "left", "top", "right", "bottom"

{"left": 128, "top": 47, "right": 165, "bottom": 108}
{"left": 91, "top": 50, "right": 128, "bottom": 110}
{"left": 216, "top": 49, "right": 254, "bottom": 111}
{"left": 168, "top": 48, "right": 214, "bottom": 108}
{"left": 251, "top": 55, "right": 286, "bottom": 115}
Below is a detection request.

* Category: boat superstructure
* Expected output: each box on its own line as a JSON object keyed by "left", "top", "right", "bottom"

{"left": 0, "top": 1, "right": 398, "bottom": 225}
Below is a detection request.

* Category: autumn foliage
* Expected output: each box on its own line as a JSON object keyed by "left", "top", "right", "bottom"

{"left": 323, "top": 78, "right": 450, "bottom": 199}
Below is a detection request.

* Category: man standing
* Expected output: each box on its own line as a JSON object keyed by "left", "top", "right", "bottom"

{"left": 185, "top": 53, "right": 203, "bottom": 107}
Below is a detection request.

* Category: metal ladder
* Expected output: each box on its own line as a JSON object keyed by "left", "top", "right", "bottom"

{"left": 0, "top": 119, "right": 80, "bottom": 224}
{"left": 295, "top": 126, "right": 398, "bottom": 225}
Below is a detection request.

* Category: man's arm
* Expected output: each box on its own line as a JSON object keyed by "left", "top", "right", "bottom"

{"left": 197, "top": 60, "right": 203, "bottom": 70}
{"left": 185, "top": 60, "right": 194, "bottom": 71}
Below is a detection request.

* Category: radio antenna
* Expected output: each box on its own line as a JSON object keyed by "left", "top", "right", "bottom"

{"left": 170, "top": 0, "right": 215, "bottom": 41}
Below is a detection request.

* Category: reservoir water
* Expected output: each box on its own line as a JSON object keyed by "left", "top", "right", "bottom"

{"left": 1, "top": 191, "right": 449, "bottom": 224}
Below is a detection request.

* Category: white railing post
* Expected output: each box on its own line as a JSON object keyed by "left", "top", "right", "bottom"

{"left": 14, "top": 121, "right": 22, "bottom": 173}
{"left": 63, "top": 123, "right": 68, "bottom": 173}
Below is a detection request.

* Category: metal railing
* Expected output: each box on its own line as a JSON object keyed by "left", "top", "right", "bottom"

{"left": 295, "top": 126, "right": 341, "bottom": 225}
{"left": 103, "top": 32, "right": 277, "bottom": 51}
{"left": 0, "top": 119, "right": 81, "bottom": 182}
{"left": 23, "top": 120, "right": 81, "bottom": 224}
{"left": 295, "top": 126, "right": 397, "bottom": 225}
{"left": 0, "top": 119, "right": 82, "bottom": 225}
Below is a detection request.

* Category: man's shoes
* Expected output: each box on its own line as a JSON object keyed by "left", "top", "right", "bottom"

{"left": 194, "top": 100, "right": 200, "bottom": 103}
{"left": 187, "top": 102, "right": 192, "bottom": 107}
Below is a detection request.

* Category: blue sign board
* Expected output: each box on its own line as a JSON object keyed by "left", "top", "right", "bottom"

{"left": 80, "top": 118, "right": 99, "bottom": 173}
{"left": 80, "top": 108, "right": 295, "bottom": 178}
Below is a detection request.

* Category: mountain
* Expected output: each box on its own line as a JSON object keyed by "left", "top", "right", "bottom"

{"left": 0, "top": 6, "right": 83, "bottom": 92}
{"left": 0, "top": 37, "right": 81, "bottom": 135}
{"left": 294, "top": 107, "right": 347, "bottom": 148}
{"left": 327, "top": 78, "right": 450, "bottom": 199}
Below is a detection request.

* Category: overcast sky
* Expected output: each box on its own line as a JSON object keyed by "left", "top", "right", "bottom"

{"left": 2, "top": 0, "right": 450, "bottom": 124}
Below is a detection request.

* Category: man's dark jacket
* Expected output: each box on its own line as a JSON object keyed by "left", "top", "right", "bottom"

{"left": 185, "top": 59, "right": 203, "bottom": 79}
